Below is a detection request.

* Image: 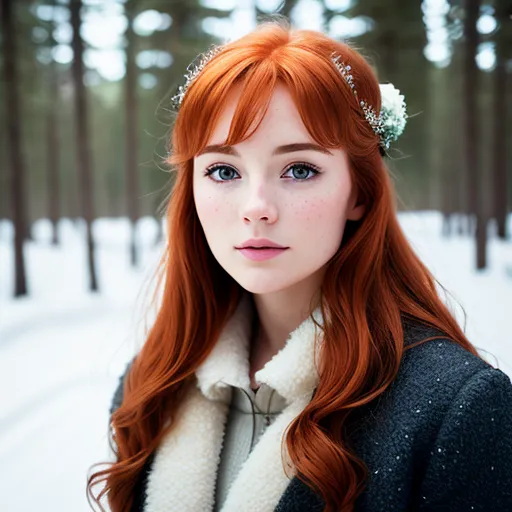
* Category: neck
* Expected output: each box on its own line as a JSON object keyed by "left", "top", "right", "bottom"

{"left": 249, "top": 274, "right": 323, "bottom": 373}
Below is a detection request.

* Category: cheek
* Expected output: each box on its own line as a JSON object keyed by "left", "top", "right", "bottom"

{"left": 195, "top": 186, "right": 217, "bottom": 216}
{"left": 194, "top": 188, "right": 233, "bottom": 234}
{"left": 293, "top": 193, "right": 348, "bottom": 225}
{"left": 290, "top": 191, "right": 349, "bottom": 248}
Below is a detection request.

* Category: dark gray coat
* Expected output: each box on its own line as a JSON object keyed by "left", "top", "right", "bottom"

{"left": 110, "top": 321, "right": 512, "bottom": 511}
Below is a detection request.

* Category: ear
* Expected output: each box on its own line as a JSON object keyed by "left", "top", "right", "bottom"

{"left": 347, "top": 203, "right": 365, "bottom": 221}
{"left": 346, "top": 188, "right": 365, "bottom": 221}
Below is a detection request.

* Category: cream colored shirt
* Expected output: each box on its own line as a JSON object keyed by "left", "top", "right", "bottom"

{"left": 214, "top": 382, "right": 288, "bottom": 510}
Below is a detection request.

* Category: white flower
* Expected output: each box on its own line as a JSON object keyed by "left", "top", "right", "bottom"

{"left": 380, "top": 84, "right": 406, "bottom": 119}
{"left": 378, "top": 83, "right": 407, "bottom": 146}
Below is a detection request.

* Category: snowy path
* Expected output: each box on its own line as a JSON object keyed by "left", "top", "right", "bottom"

{"left": 0, "top": 213, "right": 510, "bottom": 511}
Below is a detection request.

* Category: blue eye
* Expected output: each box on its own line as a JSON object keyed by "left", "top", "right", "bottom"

{"left": 203, "top": 165, "right": 240, "bottom": 182}
{"left": 282, "top": 162, "right": 321, "bottom": 181}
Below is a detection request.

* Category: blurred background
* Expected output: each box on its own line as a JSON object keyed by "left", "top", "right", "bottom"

{"left": 0, "top": 0, "right": 511, "bottom": 510}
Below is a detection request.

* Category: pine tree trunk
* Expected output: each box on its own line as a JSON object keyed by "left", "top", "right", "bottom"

{"left": 70, "top": 0, "right": 98, "bottom": 291}
{"left": 47, "top": 60, "right": 61, "bottom": 246}
{"left": 492, "top": 6, "right": 508, "bottom": 240}
{"left": 125, "top": 2, "right": 140, "bottom": 267}
{"left": 463, "top": 0, "right": 487, "bottom": 269}
{"left": 1, "top": 0, "right": 28, "bottom": 296}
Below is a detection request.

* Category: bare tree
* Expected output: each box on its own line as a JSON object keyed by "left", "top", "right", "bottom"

{"left": 124, "top": 0, "right": 141, "bottom": 267}
{"left": 44, "top": 0, "right": 62, "bottom": 246}
{"left": 1, "top": 0, "right": 28, "bottom": 296}
{"left": 491, "top": 2, "right": 510, "bottom": 240}
{"left": 70, "top": 0, "right": 98, "bottom": 291}
{"left": 47, "top": 58, "right": 61, "bottom": 246}
{"left": 463, "top": 0, "right": 487, "bottom": 269}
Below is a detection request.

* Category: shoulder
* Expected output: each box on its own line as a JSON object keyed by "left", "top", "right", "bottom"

{"left": 398, "top": 318, "right": 504, "bottom": 401}
{"left": 398, "top": 323, "right": 512, "bottom": 508}
{"left": 382, "top": 318, "right": 510, "bottom": 425}
{"left": 350, "top": 320, "right": 510, "bottom": 436}
{"left": 348, "top": 321, "right": 512, "bottom": 509}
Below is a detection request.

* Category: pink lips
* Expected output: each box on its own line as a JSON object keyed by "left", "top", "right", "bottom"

{"left": 237, "top": 247, "right": 289, "bottom": 261}
{"left": 235, "top": 238, "right": 289, "bottom": 261}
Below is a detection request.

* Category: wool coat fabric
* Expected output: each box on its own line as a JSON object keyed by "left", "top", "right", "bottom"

{"left": 109, "top": 294, "right": 512, "bottom": 512}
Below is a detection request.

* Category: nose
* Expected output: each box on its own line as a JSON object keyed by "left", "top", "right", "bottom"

{"left": 241, "top": 184, "right": 278, "bottom": 225}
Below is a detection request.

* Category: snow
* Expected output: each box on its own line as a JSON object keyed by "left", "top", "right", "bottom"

{"left": 0, "top": 212, "right": 511, "bottom": 511}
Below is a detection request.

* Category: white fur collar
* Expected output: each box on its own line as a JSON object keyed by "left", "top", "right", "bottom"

{"left": 144, "top": 292, "right": 324, "bottom": 512}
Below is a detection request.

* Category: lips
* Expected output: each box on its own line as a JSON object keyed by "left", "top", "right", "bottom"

{"left": 235, "top": 238, "right": 288, "bottom": 250}
{"left": 244, "top": 246, "right": 278, "bottom": 249}
{"left": 237, "top": 246, "right": 288, "bottom": 262}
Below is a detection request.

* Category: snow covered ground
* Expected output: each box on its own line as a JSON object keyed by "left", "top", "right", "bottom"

{"left": 0, "top": 212, "right": 511, "bottom": 511}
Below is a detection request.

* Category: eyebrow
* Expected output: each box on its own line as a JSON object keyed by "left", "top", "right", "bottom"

{"left": 196, "top": 142, "right": 333, "bottom": 157}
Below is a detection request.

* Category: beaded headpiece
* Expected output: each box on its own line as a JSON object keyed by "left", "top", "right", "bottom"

{"left": 330, "top": 52, "right": 407, "bottom": 150}
{"left": 170, "top": 45, "right": 408, "bottom": 151}
{"left": 170, "top": 45, "right": 223, "bottom": 111}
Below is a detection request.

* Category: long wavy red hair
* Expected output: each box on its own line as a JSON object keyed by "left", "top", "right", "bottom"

{"left": 87, "top": 18, "right": 485, "bottom": 512}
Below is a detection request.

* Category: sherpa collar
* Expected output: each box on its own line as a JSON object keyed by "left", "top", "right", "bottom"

{"left": 144, "top": 292, "right": 324, "bottom": 512}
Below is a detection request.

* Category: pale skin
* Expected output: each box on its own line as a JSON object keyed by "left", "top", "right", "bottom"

{"left": 193, "top": 83, "right": 365, "bottom": 390}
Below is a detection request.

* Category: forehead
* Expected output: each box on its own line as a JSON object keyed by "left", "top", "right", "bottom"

{"left": 206, "top": 83, "right": 312, "bottom": 147}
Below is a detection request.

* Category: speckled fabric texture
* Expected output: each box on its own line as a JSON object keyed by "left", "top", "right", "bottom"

{"left": 110, "top": 318, "right": 512, "bottom": 511}
{"left": 275, "top": 334, "right": 512, "bottom": 511}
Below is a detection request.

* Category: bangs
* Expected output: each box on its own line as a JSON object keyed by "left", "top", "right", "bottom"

{"left": 168, "top": 27, "right": 380, "bottom": 167}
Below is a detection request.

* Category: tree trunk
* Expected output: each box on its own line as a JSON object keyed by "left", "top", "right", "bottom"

{"left": 492, "top": 5, "right": 508, "bottom": 240}
{"left": 47, "top": 60, "right": 61, "bottom": 245}
{"left": 463, "top": 0, "right": 486, "bottom": 269}
{"left": 70, "top": 0, "right": 98, "bottom": 291}
{"left": 125, "top": 2, "right": 140, "bottom": 267}
{"left": 1, "top": 0, "right": 28, "bottom": 296}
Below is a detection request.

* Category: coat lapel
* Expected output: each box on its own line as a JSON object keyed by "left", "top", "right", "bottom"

{"left": 144, "top": 292, "right": 324, "bottom": 512}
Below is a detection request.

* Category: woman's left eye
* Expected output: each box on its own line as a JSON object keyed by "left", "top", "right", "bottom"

{"left": 282, "top": 162, "right": 321, "bottom": 181}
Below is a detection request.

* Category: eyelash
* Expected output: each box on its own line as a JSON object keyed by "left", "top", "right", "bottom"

{"left": 203, "top": 161, "right": 321, "bottom": 184}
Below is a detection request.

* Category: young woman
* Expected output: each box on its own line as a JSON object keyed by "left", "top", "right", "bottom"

{"left": 88, "top": 19, "right": 512, "bottom": 512}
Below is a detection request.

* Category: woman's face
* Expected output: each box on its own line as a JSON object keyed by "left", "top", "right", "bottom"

{"left": 193, "top": 84, "right": 364, "bottom": 295}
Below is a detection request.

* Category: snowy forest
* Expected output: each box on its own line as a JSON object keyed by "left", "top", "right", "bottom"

{"left": 0, "top": 1, "right": 511, "bottom": 511}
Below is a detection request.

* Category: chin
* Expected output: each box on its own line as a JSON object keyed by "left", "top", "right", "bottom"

{"left": 231, "top": 272, "right": 297, "bottom": 295}
{"left": 238, "top": 283, "right": 284, "bottom": 294}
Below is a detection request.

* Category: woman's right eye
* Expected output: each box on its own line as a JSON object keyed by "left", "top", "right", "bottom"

{"left": 203, "top": 165, "right": 240, "bottom": 183}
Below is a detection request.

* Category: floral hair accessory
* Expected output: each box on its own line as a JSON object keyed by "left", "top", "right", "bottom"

{"left": 170, "top": 44, "right": 223, "bottom": 111}
{"left": 331, "top": 53, "right": 407, "bottom": 150}
{"left": 378, "top": 83, "right": 407, "bottom": 149}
